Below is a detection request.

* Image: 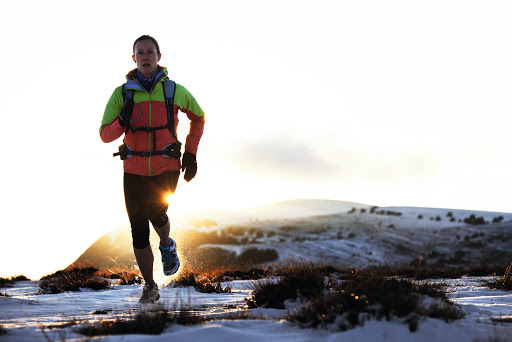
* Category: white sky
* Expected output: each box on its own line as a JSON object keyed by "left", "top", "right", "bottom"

{"left": 1, "top": 0, "right": 511, "bottom": 279}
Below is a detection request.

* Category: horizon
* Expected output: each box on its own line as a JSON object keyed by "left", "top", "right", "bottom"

{"left": 1, "top": 0, "right": 512, "bottom": 281}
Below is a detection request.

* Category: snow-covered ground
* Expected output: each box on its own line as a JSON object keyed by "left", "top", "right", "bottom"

{"left": 1, "top": 277, "right": 512, "bottom": 341}
{"left": 191, "top": 202, "right": 512, "bottom": 270}
{"left": 77, "top": 200, "right": 512, "bottom": 273}
{"left": 2, "top": 200, "right": 512, "bottom": 341}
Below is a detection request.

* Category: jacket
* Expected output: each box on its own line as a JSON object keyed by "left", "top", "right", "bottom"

{"left": 100, "top": 67, "right": 205, "bottom": 176}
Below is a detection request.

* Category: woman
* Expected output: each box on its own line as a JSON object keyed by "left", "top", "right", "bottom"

{"left": 100, "top": 35, "right": 205, "bottom": 303}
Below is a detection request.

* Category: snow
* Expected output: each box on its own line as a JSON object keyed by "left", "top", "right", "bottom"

{"left": 1, "top": 277, "right": 512, "bottom": 341}
{"left": 194, "top": 203, "right": 512, "bottom": 270}
{"left": 2, "top": 201, "right": 512, "bottom": 341}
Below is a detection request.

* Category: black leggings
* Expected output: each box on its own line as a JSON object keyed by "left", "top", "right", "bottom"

{"left": 124, "top": 171, "right": 180, "bottom": 249}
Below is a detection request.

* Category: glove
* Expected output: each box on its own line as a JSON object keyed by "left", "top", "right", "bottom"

{"left": 118, "top": 99, "right": 134, "bottom": 128}
{"left": 181, "top": 151, "right": 197, "bottom": 182}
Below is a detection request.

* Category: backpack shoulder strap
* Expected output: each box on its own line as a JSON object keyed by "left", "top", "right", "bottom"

{"left": 122, "top": 84, "right": 135, "bottom": 105}
{"left": 162, "top": 78, "right": 176, "bottom": 101}
{"left": 162, "top": 78, "right": 179, "bottom": 142}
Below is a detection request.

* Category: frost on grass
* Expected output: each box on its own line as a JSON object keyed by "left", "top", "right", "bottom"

{"left": 245, "top": 260, "right": 464, "bottom": 332}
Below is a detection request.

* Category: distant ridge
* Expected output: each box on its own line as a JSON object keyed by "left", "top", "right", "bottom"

{"left": 70, "top": 198, "right": 512, "bottom": 272}
{"left": 202, "top": 198, "right": 371, "bottom": 224}
{"left": 240, "top": 199, "right": 369, "bottom": 220}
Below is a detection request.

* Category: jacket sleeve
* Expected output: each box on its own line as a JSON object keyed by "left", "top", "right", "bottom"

{"left": 99, "top": 86, "right": 126, "bottom": 143}
{"left": 175, "top": 84, "right": 205, "bottom": 155}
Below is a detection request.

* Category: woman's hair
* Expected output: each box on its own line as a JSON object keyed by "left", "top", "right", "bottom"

{"left": 133, "top": 35, "right": 161, "bottom": 55}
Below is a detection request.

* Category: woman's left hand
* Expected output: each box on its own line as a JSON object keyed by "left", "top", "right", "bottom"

{"left": 181, "top": 151, "right": 197, "bottom": 182}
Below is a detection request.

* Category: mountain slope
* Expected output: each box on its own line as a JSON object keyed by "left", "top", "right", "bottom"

{"left": 72, "top": 199, "right": 512, "bottom": 271}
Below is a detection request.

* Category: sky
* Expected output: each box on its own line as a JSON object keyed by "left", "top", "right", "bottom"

{"left": 0, "top": 0, "right": 511, "bottom": 279}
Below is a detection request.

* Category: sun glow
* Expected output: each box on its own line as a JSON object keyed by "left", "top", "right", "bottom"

{"left": 166, "top": 192, "right": 173, "bottom": 205}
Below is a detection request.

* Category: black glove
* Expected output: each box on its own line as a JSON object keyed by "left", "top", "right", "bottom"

{"left": 181, "top": 151, "right": 197, "bottom": 182}
{"left": 118, "top": 99, "right": 134, "bottom": 128}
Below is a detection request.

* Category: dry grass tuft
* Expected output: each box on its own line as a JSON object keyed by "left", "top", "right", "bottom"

{"left": 39, "top": 267, "right": 110, "bottom": 294}
{"left": 172, "top": 272, "right": 231, "bottom": 293}
{"left": 288, "top": 268, "right": 463, "bottom": 332}
{"left": 486, "top": 262, "right": 512, "bottom": 291}
{"left": 38, "top": 264, "right": 143, "bottom": 294}
{"left": 243, "top": 259, "right": 463, "bottom": 332}
{"left": 246, "top": 259, "right": 328, "bottom": 309}
{"left": 77, "top": 308, "right": 209, "bottom": 337}
{"left": 0, "top": 275, "right": 31, "bottom": 287}
{"left": 96, "top": 267, "right": 142, "bottom": 286}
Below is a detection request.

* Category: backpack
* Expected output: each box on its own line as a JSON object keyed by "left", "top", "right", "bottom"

{"left": 114, "top": 78, "right": 182, "bottom": 160}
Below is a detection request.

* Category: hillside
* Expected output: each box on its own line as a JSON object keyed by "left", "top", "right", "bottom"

{"left": 72, "top": 199, "right": 512, "bottom": 272}
{"left": 5, "top": 199, "right": 512, "bottom": 341}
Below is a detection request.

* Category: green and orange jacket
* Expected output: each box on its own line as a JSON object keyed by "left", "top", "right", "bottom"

{"left": 100, "top": 67, "right": 205, "bottom": 176}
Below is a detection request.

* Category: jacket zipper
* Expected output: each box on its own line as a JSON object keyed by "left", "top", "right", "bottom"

{"left": 148, "top": 95, "right": 152, "bottom": 176}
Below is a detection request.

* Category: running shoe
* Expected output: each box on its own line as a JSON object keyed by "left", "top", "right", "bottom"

{"left": 159, "top": 238, "right": 180, "bottom": 276}
{"left": 139, "top": 283, "right": 160, "bottom": 304}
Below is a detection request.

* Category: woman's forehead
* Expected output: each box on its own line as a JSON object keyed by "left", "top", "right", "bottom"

{"left": 135, "top": 40, "right": 156, "bottom": 50}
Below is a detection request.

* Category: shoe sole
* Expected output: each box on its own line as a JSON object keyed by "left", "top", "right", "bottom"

{"left": 139, "top": 293, "right": 160, "bottom": 304}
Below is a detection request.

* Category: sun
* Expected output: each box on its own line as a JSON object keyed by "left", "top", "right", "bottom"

{"left": 166, "top": 192, "right": 173, "bottom": 205}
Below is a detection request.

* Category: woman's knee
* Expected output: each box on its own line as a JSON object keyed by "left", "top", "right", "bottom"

{"left": 150, "top": 213, "right": 169, "bottom": 228}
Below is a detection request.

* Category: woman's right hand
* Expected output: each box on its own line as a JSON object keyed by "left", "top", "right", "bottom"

{"left": 118, "top": 99, "right": 134, "bottom": 128}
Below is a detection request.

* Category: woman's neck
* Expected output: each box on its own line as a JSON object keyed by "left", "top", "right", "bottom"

{"left": 138, "top": 70, "right": 156, "bottom": 80}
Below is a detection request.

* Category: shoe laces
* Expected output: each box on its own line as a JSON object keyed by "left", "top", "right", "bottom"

{"left": 160, "top": 239, "right": 176, "bottom": 263}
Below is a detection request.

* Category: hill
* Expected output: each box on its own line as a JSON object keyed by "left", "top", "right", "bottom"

{"left": 72, "top": 199, "right": 512, "bottom": 272}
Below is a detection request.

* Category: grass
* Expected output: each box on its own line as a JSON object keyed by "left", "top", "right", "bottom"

{"left": 244, "top": 259, "right": 464, "bottom": 332}
{"left": 172, "top": 272, "right": 232, "bottom": 293}
{"left": 77, "top": 308, "right": 209, "bottom": 337}
{"left": 37, "top": 263, "right": 264, "bottom": 296}
{"left": 39, "top": 267, "right": 110, "bottom": 294}
{"left": 23, "top": 259, "right": 500, "bottom": 335}
{"left": 0, "top": 275, "right": 30, "bottom": 287}
{"left": 288, "top": 269, "right": 463, "bottom": 332}
{"left": 485, "top": 262, "right": 512, "bottom": 291}
{"left": 0, "top": 275, "right": 31, "bottom": 298}
{"left": 38, "top": 265, "right": 142, "bottom": 294}
{"left": 490, "top": 317, "right": 512, "bottom": 324}
{"left": 0, "top": 277, "right": 14, "bottom": 287}
{"left": 246, "top": 260, "right": 328, "bottom": 309}
{"left": 97, "top": 267, "right": 142, "bottom": 285}
{"left": 359, "top": 262, "right": 509, "bottom": 280}
{"left": 214, "top": 267, "right": 271, "bottom": 281}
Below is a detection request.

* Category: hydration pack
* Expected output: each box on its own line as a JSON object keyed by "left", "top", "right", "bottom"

{"left": 113, "top": 78, "right": 182, "bottom": 160}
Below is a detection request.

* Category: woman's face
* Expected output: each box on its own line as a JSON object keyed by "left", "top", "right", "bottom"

{"left": 132, "top": 39, "right": 161, "bottom": 79}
